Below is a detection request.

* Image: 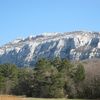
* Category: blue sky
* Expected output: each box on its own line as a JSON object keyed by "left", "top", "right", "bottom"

{"left": 0, "top": 0, "right": 100, "bottom": 46}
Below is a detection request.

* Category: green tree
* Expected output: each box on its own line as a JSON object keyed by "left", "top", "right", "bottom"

{"left": 74, "top": 63, "right": 85, "bottom": 82}
{"left": 12, "top": 67, "right": 34, "bottom": 97}
{"left": 0, "top": 63, "right": 18, "bottom": 94}
{"left": 33, "top": 58, "right": 59, "bottom": 97}
{"left": 49, "top": 73, "right": 65, "bottom": 98}
{"left": 0, "top": 76, "right": 5, "bottom": 93}
{"left": 0, "top": 59, "right": 86, "bottom": 98}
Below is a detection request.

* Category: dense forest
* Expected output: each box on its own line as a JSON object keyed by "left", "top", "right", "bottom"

{"left": 0, "top": 58, "right": 100, "bottom": 99}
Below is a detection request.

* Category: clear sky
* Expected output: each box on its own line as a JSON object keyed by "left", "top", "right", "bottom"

{"left": 0, "top": 0, "right": 100, "bottom": 46}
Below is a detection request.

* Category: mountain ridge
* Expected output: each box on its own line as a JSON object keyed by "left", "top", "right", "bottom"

{"left": 0, "top": 31, "right": 100, "bottom": 67}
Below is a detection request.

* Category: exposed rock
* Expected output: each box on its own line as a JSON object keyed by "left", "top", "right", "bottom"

{"left": 0, "top": 31, "right": 100, "bottom": 67}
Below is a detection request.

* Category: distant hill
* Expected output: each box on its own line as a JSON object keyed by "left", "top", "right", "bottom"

{"left": 0, "top": 31, "right": 100, "bottom": 67}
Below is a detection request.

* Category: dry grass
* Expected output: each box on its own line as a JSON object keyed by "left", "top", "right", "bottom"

{"left": 23, "top": 98, "right": 92, "bottom": 100}
{"left": 0, "top": 96, "right": 96, "bottom": 100}
{"left": 0, "top": 95, "right": 25, "bottom": 100}
{"left": 25, "top": 98, "right": 67, "bottom": 100}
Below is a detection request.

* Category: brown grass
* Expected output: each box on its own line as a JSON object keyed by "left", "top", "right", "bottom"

{"left": 0, "top": 95, "right": 94, "bottom": 100}
{"left": 0, "top": 95, "right": 25, "bottom": 100}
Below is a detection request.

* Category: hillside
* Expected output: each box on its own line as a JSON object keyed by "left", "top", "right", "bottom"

{"left": 0, "top": 31, "right": 100, "bottom": 66}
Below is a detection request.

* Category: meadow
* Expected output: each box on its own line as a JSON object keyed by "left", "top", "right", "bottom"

{"left": 25, "top": 98, "right": 93, "bottom": 100}
{"left": 0, "top": 95, "right": 25, "bottom": 100}
{"left": 0, "top": 95, "right": 97, "bottom": 100}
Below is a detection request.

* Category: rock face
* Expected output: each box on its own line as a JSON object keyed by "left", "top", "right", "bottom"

{"left": 0, "top": 31, "right": 100, "bottom": 67}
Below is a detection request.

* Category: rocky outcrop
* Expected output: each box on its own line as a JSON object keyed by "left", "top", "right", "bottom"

{"left": 0, "top": 31, "right": 100, "bottom": 66}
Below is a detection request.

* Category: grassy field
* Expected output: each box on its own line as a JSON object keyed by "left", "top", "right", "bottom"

{"left": 24, "top": 97, "right": 97, "bottom": 100}
{"left": 25, "top": 98, "right": 90, "bottom": 100}
{"left": 24, "top": 98, "right": 98, "bottom": 100}
{"left": 0, "top": 95, "right": 98, "bottom": 100}
{"left": 0, "top": 95, "right": 25, "bottom": 100}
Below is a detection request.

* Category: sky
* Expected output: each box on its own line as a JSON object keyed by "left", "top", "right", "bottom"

{"left": 0, "top": 0, "right": 100, "bottom": 46}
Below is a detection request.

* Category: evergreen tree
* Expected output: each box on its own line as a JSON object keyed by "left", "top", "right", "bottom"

{"left": 75, "top": 63, "right": 85, "bottom": 82}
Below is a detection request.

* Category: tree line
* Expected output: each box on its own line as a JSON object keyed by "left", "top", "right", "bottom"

{"left": 0, "top": 58, "right": 100, "bottom": 99}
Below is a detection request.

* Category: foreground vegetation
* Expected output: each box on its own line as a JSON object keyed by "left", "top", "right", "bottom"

{"left": 24, "top": 98, "right": 91, "bottom": 100}
{"left": 0, "top": 95, "right": 94, "bottom": 100}
{"left": 0, "top": 58, "right": 100, "bottom": 99}
{"left": 0, "top": 95, "right": 24, "bottom": 100}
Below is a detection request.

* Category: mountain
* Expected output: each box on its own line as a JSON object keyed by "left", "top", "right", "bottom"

{"left": 0, "top": 31, "right": 100, "bottom": 67}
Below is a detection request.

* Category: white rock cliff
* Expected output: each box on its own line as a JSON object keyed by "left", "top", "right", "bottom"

{"left": 0, "top": 31, "right": 100, "bottom": 66}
